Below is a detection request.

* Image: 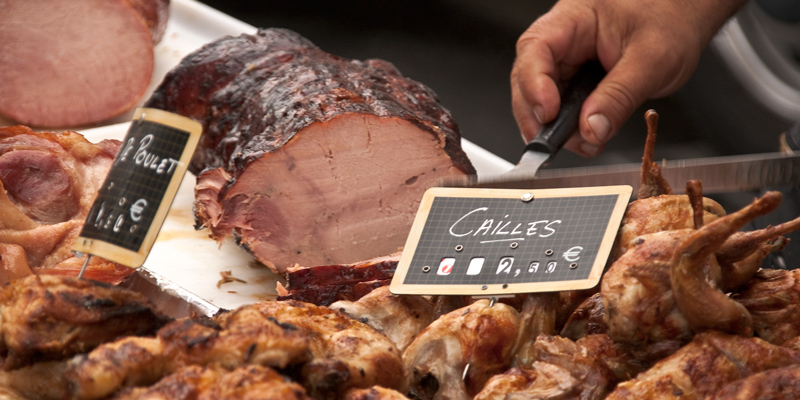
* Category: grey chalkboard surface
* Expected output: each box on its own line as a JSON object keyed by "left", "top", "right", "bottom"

{"left": 74, "top": 108, "right": 202, "bottom": 268}
{"left": 391, "top": 186, "right": 631, "bottom": 296}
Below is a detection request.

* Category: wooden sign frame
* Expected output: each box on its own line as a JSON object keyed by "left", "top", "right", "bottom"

{"left": 390, "top": 185, "right": 632, "bottom": 296}
{"left": 73, "top": 108, "right": 202, "bottom": 268}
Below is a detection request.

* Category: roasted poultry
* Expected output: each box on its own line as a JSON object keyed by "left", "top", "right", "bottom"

{"left": 733, "top": 268, "right": 800, "bottom": 345}
{"left": 475, "top": 333, "right": 644, "bottom": 400}
{"left": 0, "top": 275, "right": 168, "bottom": 371}
{"left": 606, "top": 331, "right": 800, "bottom": 399}
{"left": 330, "top": 286, "right": 434, "bottom": 352}
{"left": 707, "top": 364, "right": 800, "bottom": 400}
{"left": 402, "top": 299, "right": 520, "bottom": 400}
{"left": 110, "top": 365, "right": 312, "bottom": 400}
{"left": 66, "top": 300, "right": 406, "bottom": 400}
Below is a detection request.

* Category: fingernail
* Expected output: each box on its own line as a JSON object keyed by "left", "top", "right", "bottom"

{"left": 580, "top": 141, "right": 601, "bottom": 157}
{"left": 587, "top": 113, "right": 611, "bottom": 142}
{"left": 533, "top": 105, "right": 545, "bottom": 124}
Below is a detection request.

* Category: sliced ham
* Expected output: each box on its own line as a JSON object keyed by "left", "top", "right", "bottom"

{"left": 145, "top": 28, "right": 476, "bottom": 273}
{"left": 0, "top": 0, "right": 169, "bottom": 128}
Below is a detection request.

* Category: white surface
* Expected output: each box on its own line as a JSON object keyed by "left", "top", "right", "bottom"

{"left": 77, "top": 0, "right": 513, "bottom": 312}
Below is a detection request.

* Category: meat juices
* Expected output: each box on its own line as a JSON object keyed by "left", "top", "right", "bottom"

{"left": 0, "top": 0, "right": 169, "bottom": 127}
{"left": 146, "top": 28, "right": 475, "bottom": 273}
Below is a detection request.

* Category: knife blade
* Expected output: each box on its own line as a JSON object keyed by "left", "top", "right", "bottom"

{"left": 453, "top": 151, "right": 800, "bottom": 196}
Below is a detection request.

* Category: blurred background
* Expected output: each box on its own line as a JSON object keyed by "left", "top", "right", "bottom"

{"left": 198, "top": 0, "right": 800, "bottom": 169}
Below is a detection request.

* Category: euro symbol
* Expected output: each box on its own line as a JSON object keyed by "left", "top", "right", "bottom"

{"left": 130, "top": 199, "right": 148, "bottom": 222}
{"left": 562, "top": 246, "right": 583, "bottom": 262}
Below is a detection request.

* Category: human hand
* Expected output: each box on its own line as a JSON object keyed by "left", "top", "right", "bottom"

{"left": 511, "top": 0, "right": 748, "bottom": 157}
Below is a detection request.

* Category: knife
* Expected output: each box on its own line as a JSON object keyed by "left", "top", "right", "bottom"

{"left": 441, "top": 61, "right": 606, "bottom": 187}
{"left": 466, "top": 151, "right": 800, "bottom": 196}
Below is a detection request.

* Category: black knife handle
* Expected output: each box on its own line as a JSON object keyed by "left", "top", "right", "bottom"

{"left": 524, "top": 60, "right": 606, "bottom": 159}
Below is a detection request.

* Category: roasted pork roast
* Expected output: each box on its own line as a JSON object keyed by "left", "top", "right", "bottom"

{"left": 145, "top": 28, "right": 475, "bottom": 273}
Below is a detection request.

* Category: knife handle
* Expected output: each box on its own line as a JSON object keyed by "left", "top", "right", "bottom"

{"left": 524, "top": 60, "right": 606, "bottom": 159}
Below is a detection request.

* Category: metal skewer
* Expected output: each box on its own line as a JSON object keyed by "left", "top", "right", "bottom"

{"left": 77, "top": 254, "right": 92, "bottom": 279}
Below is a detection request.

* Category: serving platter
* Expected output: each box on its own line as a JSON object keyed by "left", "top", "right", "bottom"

{"left": 70, "top": 0, "right": 513, "bottom": 315}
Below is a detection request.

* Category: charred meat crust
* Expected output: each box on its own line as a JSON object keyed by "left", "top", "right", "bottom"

{"left": 145, "top": 28, "right": 474, "bottom": 178}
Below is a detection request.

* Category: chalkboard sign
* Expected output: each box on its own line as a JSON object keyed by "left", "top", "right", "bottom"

{"left": 390, "top": 186, "right": 631, "bottom": 296}
{"left": 73, "top": 108, "right": 202, "bottom": 268}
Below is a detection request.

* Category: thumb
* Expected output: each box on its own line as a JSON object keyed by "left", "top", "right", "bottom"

{"left": 579, "top": 53, "right": 673, "bottom": 146}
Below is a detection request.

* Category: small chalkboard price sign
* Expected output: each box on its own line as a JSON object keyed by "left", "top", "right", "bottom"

{"left": 73, "top": 108, "right": 202, "bottom": 269}
{"left": 390, "top": 186, "right": 632, "bottom": 296}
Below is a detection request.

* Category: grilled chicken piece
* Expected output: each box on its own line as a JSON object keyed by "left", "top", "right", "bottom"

{"left": 606, "top": 331, "right": 800, "bottom": 399}
{"left": 0, "top": 275, "right": 168, "bottom": 371}
{"left": 331, "top": 286, "right": 434, "bottom": 352}
{"left": 476, "top": 335, "right": 619, "bottom": 400}
{"left": 66, "top": 300, "right": 406, "bottom": 400}
{"left": 111, "top": 365, "right": 312, "bottom": 400}
{"left": 403, "top": 299, "right": 520, "bottom": 400}
{"left": 733, "top": 269, "right": 800, "bottom": 345}
{"left": 0, "top": 360, "right": 67, "bottom": 400}
{"left": 343, "top": 386, "right": 411, "bottom": 400}
{"left": 707, "top": 364, "right": 800, "bottom": 400}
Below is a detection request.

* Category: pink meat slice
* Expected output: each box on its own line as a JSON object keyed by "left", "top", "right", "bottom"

{"left": 0, "top": 0, "right": 169, "bottom": 128}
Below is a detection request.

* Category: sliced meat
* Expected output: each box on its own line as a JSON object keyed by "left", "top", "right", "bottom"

{"left": 277, "top": 252, "right": 399, "bottom": 306}
{"left": 145, "top": 28, "right": 475, "bottom": 273}
{"left": 0, "top": 0, "right": 169, "bottom": 127}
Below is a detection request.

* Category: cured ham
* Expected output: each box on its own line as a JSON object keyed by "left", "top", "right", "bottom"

{"left": 0, "top": 0, "right": 169, "bottom": 127}
{"left": 145, "top": 28, "right": 476, "bottom": 273}
{"left": 0, "top": 126, "right": 131, "bottom": 284}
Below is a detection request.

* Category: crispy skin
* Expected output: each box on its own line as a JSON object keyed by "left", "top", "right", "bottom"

{"left": 560, "top": 292, "right": 608, "bottom": 341}
{"left": 607, "top": 331, "right": 800, "bottom": 399}
{"left": 613, "top": 195, "right": 725, "bottom": 261}
{"left": 734, "top": 269, "right": 800, "bottom": 345}
{"left": 602, "top": 229, "right": 695, "bottom": 353}
{"left": 403, "top": 299, "right": 520, "bottom": 400}
{"left": 476, "top": 335, "right": 620, "bottom": 400}
{"left": 111, "top": 365, "right": 311, "bottom": 400}
{"left": 331, "top": 286, "right": 434, "bottom": 352}
{"left": 707, "top": 365, "right": 800, "bottom": 400}
{"left": 66, "top": 300, "right": 406, "bottom": 400}
{"left": 0, "top": 275, "right": 168, "bottom": 371}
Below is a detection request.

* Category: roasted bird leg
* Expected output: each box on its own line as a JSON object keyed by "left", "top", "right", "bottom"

{"left": 670, "top": 191, "right": 782, "bottom": 337}
{"left": 637, "top": 110, "right": 673, "bottom": 199}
